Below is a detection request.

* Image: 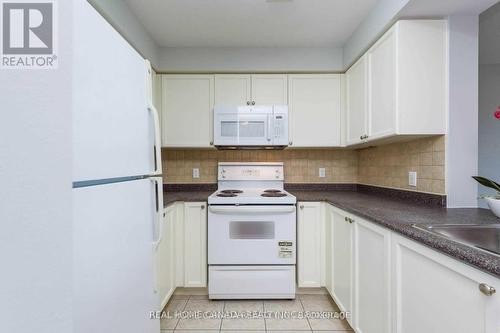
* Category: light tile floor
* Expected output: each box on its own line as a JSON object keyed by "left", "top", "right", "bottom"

{"left": 160, "top": 294, "right": 353, "bottom": 332}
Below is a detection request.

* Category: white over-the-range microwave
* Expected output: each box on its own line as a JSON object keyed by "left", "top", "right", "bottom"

{"left": 213, "top": 105, "right": 289, "bottom": 149}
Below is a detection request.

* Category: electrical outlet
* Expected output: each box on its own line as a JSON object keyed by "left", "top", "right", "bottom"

{"left": 192, "top": 168, "right": 200, "bottom": 179}
{"left": 319, "top": 168, "right": 326, "bottom": 178}
{"left": 409, "top": 171, "right": 417, "bottom": 187}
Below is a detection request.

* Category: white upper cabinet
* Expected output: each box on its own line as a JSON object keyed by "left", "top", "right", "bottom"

{"left": 368, "top": 28, "right": 396, "bottom": 140}
{"left": 161, "top": 75, "right": 214, "bottom": 148}
{"left": 346, "top": 56, "right": 368, "bottom": 145}
{"left": 214, "top": 74, "right": 252, "bottom": 106}
{"left": 288, "top": 74, "right": 342, "bottom": 147}
{"left": 215, "top": 74, "right": 287, "bottom": 106}
{"left": 251, "top": 74, "right": 288, "bottom": 105}
{"left": 347, "top": 20, "right": 446, "bottom": 145}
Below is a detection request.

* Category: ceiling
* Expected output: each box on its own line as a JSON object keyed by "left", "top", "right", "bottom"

{"left": 124, "top": 0, "right": 378, "bottom": 48}
{"left": 399, "top": 0, "right": 499, "bottom": 16}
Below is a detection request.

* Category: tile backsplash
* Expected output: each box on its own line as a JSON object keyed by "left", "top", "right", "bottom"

{"left": 162, "top": 136, "right": 446, "bottom": 194}
{"left": 358, "top": 136, "right": 446, "bottom": 194}
{"left": 162, "top": 149, "right": 358, "bottom": 184}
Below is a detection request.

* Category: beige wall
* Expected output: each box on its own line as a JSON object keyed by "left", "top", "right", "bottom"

{"left": 162, "top": 136, "right": 446, "bottom": 194}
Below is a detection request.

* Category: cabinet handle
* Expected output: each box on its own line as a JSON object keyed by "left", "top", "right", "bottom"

{"left": 210, "top": 141, "right": 213, "bottom": 146}
{"left": 345, "top": 217, "right": 348, "bottom": 222}
{"left": 479, "top": 283, "right": 496, "bottom": 296}
{"left": 252, "top": 101, "right": 256, "bottom": 105}
{"left": 300, "top": 205, "right": 304, "bottom": 209}
{"left": 246, "top": 101, "right": 250, "bottom": 105}
{"left": 360, "top": 136, "right": 363, "bottom": 140}
{"left": 349, "top": 218, "right": 354, "bottom": 224}
{"left": 289, "top": 141, "right": 293, "bottom": 146}
{"left": 201, "top": 205, "right": 205, "bottom": 210}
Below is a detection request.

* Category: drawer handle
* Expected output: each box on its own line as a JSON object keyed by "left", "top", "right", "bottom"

{"left": 300, "top": 205, "right": 304, "bottom": 209}
{"left": 479, "top": 283, "right": 496, "bottom": 296}
{"left": 201, "top": 205, "right": 205, "bottom": 210}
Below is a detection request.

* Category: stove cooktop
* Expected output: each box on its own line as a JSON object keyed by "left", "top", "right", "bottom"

{"left": 208, "top": 188, "right": 296, "bottom": 205}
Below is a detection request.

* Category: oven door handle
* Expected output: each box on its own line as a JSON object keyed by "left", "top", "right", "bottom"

{"left": 209, "top": 206, "right": 296, "bottom": 214}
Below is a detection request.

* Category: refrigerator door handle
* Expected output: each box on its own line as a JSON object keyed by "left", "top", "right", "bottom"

{"left": 150, "top": 176, "right": 163, "bottom": 294}
{"left": 148, "top": 105, "right": 162, "bottom": 176}
{"left": 150, "top": 177, "right": 163, "bottom": 246}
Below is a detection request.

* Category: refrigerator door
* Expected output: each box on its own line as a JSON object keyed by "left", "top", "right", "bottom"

{"left": 73, "top": 178, "right": 160, "bottom": 333}
{"left": 73, "top": 0, "right": 159, "bottom": 182}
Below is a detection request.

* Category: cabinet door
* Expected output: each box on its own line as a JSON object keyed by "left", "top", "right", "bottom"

{"left": 346, "top": 56, "right": 368, "bottom": 145}
{"left": 162, "top": 75, "right": 214, "bottom": 147}
{"left": 288, "top": 74, "right": 341, "bottom": 147}
{"left": 297, "top": 202, "right": 322, "bottom": 287}
{"left": 214, "top": 74, "right": 251, "bottom": 106}
{"left": 392, "top": 234, "right": 500, "bottom": 333}
{"left": 183, "top": 202, "right": 207, "bottom": 287}
{"left": 354, "top": 218, "right": 391, "bottom": 333}
{"left": 251, "top": 74, "right": 288, "bottom": 105}
{"left": 324, "top": 204, "right": 334, "bottom": 295}
{"left": 367, "top": 27, "right": 396, "bottom": 140}
{"left": 331, "top": 209, "right": 353, "bottom": 319}
{"left": 157, "top": 205, "right": 176, "bottom": 309}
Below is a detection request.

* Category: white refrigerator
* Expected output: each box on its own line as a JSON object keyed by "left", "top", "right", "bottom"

{"left": 73, "top": 1, "right": 162, "bottom": 332}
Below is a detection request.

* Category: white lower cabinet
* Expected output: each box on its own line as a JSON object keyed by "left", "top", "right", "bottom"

{"left": 353, "top": 217, "right": 391, "bottom": 333}
{"left": 157, "top": 202, "right": 208, "bottom": 307}
{"left": 297, "top": 202, "right": 322, "bottom": 287}
{"left": 323, "top": 204, "right": 500, "bottom": 333}
{"left": 392, "top": 234, "right": 500, "bottom": 333}
{"left": 183, "top": 202, "right": 208, "bottom": 287}
{"left": 324, "top": 204, "right": 334, "bottom": 295}
{"left": 330, "top": 207, "right": 354, "bottom": 326}
{"left": 156, "top": 204, "right": 176, "bottom": 309}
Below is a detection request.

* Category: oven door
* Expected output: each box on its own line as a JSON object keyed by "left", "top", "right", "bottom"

{"left": 214, "top": 111, "right": 273, "bottom": 147}
{"left": 208, "top": 205, "right": 296, "bottom": 265}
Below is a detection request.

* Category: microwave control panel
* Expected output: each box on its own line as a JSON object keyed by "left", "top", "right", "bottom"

{"left": 273, "top": 112, "right": 288, "bottom": 145}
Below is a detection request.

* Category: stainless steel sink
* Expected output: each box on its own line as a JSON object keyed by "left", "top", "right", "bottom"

{"left": 412, "top": 224, "right": 500, "bottom": 256}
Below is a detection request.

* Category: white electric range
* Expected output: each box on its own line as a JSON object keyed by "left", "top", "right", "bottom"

{"left": 208, "top": 162, "right": 297, "bottom": 299}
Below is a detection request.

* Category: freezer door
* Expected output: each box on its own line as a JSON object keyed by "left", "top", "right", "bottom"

{"left": 73, "top": 0, "right": 158, "bottom": 182}
{"left": 73, "top": 178, "right": 160, "bottom": 333}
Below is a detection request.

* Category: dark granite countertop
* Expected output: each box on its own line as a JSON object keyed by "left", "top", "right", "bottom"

{"left": 291, "top": 190, "right": 500, "bottom": 278}
{"left": 163, "top": 190, "right": 214, "bottom": 206}
{"left": 163, "top": 185, "right": 500, "bottom": 278}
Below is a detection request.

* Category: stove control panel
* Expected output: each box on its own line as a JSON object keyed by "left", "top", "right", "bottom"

{"left": 218, "top": 163, "right": 284, "bottom": 181}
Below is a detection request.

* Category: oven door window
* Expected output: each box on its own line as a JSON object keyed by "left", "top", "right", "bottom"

{"left": 221, "top": 120, "right": 266, "bottom": 138}
{"left": 229, "top": 221, "right": 275, "bottom": 239}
